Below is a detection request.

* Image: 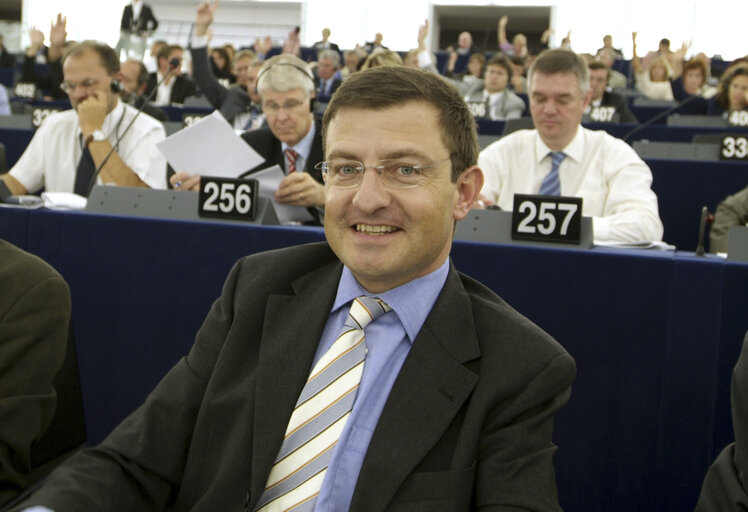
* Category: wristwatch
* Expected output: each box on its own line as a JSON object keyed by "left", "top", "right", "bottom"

{"left": 84, "top": 129, "right": 107, "bottom": 146}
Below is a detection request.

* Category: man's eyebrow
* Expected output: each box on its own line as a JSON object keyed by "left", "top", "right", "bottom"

{"left": 326, "top": 149, "right": 432, "bottom": 161}
{"left": 326, "top": 150, "right": 360, "bottom": 160}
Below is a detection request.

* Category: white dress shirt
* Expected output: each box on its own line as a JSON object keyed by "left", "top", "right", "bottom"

{"left": 154, "top": 71, "right": 176, "bottom": 105}
{"left": 478, "top": 127, "right": 664, "bottom": 243}
{"left": 9, "top": 99, "right": 167, "bottom": 193}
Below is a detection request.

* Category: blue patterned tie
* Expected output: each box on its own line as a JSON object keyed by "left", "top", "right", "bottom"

{"left": 253, "top": 296, "right": 391, "bottom": 512}
{"left": 539, "top": 151, "right": 566, "bottom": 196}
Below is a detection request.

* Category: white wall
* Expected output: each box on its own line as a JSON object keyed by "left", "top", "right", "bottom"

{"left": 19, "top": 0, "right": 746, "bottom": 61}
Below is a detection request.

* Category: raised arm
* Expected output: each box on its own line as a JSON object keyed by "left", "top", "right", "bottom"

{"left": 497, "top": 15, "right": 509, "bottom": 47}
{"left": 631, "top": 32, "right": 643, "bottom": 74}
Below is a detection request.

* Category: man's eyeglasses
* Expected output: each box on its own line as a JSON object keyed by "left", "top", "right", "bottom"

{"left": 314, "top": 157, "right": 451, "bottom": 189}
{"left": 263, "top": 100, "right": 306, "bottom": 114}
{"left": 60, "top": 79, "right": 99, "bottom": 94}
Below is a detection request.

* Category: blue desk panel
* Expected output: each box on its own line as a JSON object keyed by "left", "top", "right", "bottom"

{"left": 1, "top": 206, "right": 746, "bottom": 512}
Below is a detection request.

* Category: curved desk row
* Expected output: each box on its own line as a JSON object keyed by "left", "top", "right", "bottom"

{"left": 1, "top": 206, "right": 746, "bottom": 511}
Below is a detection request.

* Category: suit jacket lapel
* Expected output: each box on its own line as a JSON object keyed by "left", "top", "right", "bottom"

{"left": 350, "top": 265, "right": 481, "bottom": 511}
{"left": 249, "top": 260, "right": 343, "bottom": 500}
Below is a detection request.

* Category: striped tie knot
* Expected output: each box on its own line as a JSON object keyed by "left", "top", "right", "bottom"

{"left": 284, "top": 148, "right": 299, "bottom": 173}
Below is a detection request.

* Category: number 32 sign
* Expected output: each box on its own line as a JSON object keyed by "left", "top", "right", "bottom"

{"left": 511, "top": 194, "right": 583, "bottom": 244}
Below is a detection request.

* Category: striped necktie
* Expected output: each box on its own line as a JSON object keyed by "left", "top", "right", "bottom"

{"left": 284, "top": 148, "right": 298, "bottom": 174}
{"left": 253, "top": 296, "right": 391, "bottom": 512}
{"left": 539, "top": 151, "right": 566, "bottom": 196}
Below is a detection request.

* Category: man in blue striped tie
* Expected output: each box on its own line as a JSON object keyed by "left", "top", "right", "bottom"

{"left": 12, "top": 66, "right": 576, "bottom": 512}
{"left": 477, "top": 48, "right": 664, "bottom": 244}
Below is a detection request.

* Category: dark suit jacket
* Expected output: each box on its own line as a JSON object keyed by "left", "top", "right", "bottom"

{"left": 314, "top": 74, "right": 342, "bottom": 99}
{"left": 121, "top": 4, "right": 158, "bottom": 34}
{"left": 239, "top": 121, "right": 324, "bottom": 182}
{"left": 0, "top": 240, "right": 70, "bottom": 507}
{"left": 15, "top": 242, "right": 576, "bottom": 511}
{"left": 190, "top": 45, "right": 251, "bottom": 124}
{"left": 0, "top": 48, "right": 15, "bottom": 69}
{"left": 695, "top": 330, "right": 748, "bottom": 511}
{"left": 600, "top": 90, "right": 638, "bottom": 123}
{"left": 144, "top": 73, "right": 197, "bottom": 105}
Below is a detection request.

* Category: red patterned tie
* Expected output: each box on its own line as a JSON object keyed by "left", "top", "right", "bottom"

{"left": 284, "top": 148, "right": 298, "bottom": 174}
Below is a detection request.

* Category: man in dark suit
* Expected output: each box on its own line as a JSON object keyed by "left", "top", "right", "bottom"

{"left": 17, "top": 65, "right": 575, "bottom": 512}
{"left": 314, "top": 49, "right": 342, "bottom": 99}
{"left": 188, "top": 2, "right": 265, "bottom": 131}
{"left": 0, "top": 34, "right": 15, "bottom": 68}
{"left": 118, "top": 58, "right": 167, "bottom": 122}
{"left": 120, "top": 0, "right": 158, "bottom": 36}
{"left": 312, "top": 28, "right": 340, "bottom": 52}
{"left": 695, "top": 330, "right": 748, "bottom": 510}
{"left": 144, "top": 44, "right": 197, "bottom": 106}
{"left": 586, "top": 61, "right": 637, "bottom": 123}
{"left": 0, "top": 240, "right": 70, "bottom": 507}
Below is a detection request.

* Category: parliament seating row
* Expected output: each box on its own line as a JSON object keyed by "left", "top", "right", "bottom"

{"left": 0, "top": 205, "right": 746, "bottom": 512}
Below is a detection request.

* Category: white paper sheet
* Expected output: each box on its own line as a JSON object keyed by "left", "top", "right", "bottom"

{"left": 249, "top": 165, "right": 314, "bottom": 224}
{"left": 155, "top": 111, "right": 264, "bottom": 178}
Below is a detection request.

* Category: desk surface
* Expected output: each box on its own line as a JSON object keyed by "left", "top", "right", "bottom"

{"left": 1, "top": 206, "right": 747, "bottom": 512}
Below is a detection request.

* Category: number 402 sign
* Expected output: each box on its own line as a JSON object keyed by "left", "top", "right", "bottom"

{"left": 511, "top": 194, "right": 583, "bottom": 244}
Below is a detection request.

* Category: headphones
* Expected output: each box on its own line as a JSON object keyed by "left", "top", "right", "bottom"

{"left": 255, "top": 58, "right": 317, "bottom": 113}
{"left": 110, "top": 78, "right": 123, "bottom": 93}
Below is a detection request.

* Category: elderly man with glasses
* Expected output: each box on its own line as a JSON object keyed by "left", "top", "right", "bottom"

{"left": 0, "top": 40, "right": 166, "bottom": 199}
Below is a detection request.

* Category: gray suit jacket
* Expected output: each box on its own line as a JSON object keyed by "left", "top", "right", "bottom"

{"left": 464, "top": 85, "right": 526, "bottom": 120}
{"left": 17, "top": 242, "right": 575, "bottom": 511}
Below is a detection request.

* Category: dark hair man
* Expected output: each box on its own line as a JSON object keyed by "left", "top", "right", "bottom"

{"left": 14, "top": 66, "right": 575, "bottom": 511}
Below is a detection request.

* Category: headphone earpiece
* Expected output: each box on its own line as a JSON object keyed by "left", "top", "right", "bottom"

{"left": 110, "top": 79, "right": 123, "bottom": 93}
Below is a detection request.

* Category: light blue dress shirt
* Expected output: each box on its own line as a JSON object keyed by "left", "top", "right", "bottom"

{"left": 281, "top": 121, "right": 315, "bottom": 174}
{"left": 314, "top": 259, "right": 450, "bottom": 511}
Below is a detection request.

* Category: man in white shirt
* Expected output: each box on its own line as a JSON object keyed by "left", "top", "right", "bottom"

{"left": 478, "top": 48, "right": 663, "bottom": 243}
{"left": 0, "top": 41, "right": 166, "bottom": 198}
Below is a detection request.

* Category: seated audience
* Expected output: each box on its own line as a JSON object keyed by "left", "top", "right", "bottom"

{"left": 0, "top": 41, "right": 167, "bottom": 198}
{"left": 709, "top": 184, "right": 748, "bottom": 253}
{"left": 670, "top": 56, "right": 717, "bottom": 114}
{"left": 146, "top": 39, "right": 166, "bottom": 73}
{"left": 9, "top": 65, "right": 575, "bottom": 512}
{"left": 596, "top": 47, "right": 628, "bottom": 89}
{"left": 707, "top": 62, "right": 748, "bottom": 117}
{"left": 477, "top": 49, "right": 664, "bottom": 244}
{"left": 498, "top": 15, "right": 528, "bottom": 60}
{"left": 171, "top": 53, "right": 324, "bottom": 218}
{"left": 210, "top": 46, "right": 235, "bottom": 83}
{"left": 315, "top": 49, "right": 342, "bottom": 98}
{"left": 190, "top": 2, "right": 265, "bottom": 131}
{"left": 0, "top": 239, "right": 70, "bottom": 507}
{"left": 312, "top": 28, "right": 339, "bottom": 52}
{"left": 144, "top": 44, "right": 197, "bottom": 106}
{"left": 0, "top": 34, "right": 15, "bottom": 68}
{"left": 361, "top": 49, "right": 402, "bottom": 69}
{"left": 118, "top": 58, "right": 168, "bottom": 122}
{"left": 363, "top": 32, "right": 387, "bottom": 54}
{"left": 509, "top": 55, "right": 527, "bottom": 93}
{"left": 445, "top": 52, "right": 485, "bottom": 85}
{"left": 464, "top": 54, "right": 525, "bottom": 120}
{"left": 340, "top": 48, "right": 365, "bottom": 80}
{"left": 694, "top": 330, "right": 748, "bottom": 511}
{"left": 450, "top": 30, "right": 481, "bottom": 55}
{"left": 20, "top": 17, "right": 67, "bottom": 100}
{"left": 586, "top": 61, "right": 637, "bottom": 123}
{"left": 229, "top": 49, "right": 257, "bottom": 90}
{"left": 597, "top": 34, "right": 624, "bottom": 58}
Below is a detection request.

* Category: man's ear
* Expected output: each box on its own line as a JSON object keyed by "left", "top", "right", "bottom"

{"left": 453, "top": 165, "right": 484, "bottom": 220}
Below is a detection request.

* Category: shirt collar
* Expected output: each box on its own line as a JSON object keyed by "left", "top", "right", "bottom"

{"left": 331, "top": 259, "right": 450, "bottom": 344}
{"left": 282, "top": 119, "right": 316, "bottom": 165}
{"left": 533, "top": 124, "right": 584, "bottom": 164}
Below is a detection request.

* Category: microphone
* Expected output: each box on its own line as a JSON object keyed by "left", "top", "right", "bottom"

{"left": 84, "top": 57, "right": 181, "bottom": 196}
{"left": 695, "top": 205, "right": 715, "bottom": 256}
{"left": 621, "top": 92, "right": 704, "bottom": 143}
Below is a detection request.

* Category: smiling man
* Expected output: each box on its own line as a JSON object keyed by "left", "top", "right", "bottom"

{"left": 0, "top": 41, "right": 166, "bottom": 199}
{"left": 478, "top": 48, "right": 664, "bottom": 243}
{"left": 12, "top": 66, "right": 575, "bottom": 512}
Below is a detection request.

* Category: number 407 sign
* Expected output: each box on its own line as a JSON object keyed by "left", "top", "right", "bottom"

{"left": 511, "top": 194, "right": 583, "bottom": 244}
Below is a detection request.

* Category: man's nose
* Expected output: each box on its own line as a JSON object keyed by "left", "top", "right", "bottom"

{"left": 352, "top": 169, "right": 391, "bottom": 213}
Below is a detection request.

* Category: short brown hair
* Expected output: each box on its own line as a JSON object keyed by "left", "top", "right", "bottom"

{"left": 485, "top": 54, "right": 513, "bottom": 83}
{"left": 683, "top": 58, "right": 707, "bottom": 80}
{"left": 588, "top": 60, "right": 610, "bottom": 79}
{"left": 322, "top": 66, "right": 478, "bottom": 181}
{"left": 529, "top": 48, "right": 589, "bottom": 96}
{"left": 64, "top": 40, "right": 119, "bottom": 75}
{"left": 716, "top": 62, "right": 748, "bottom": 110}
